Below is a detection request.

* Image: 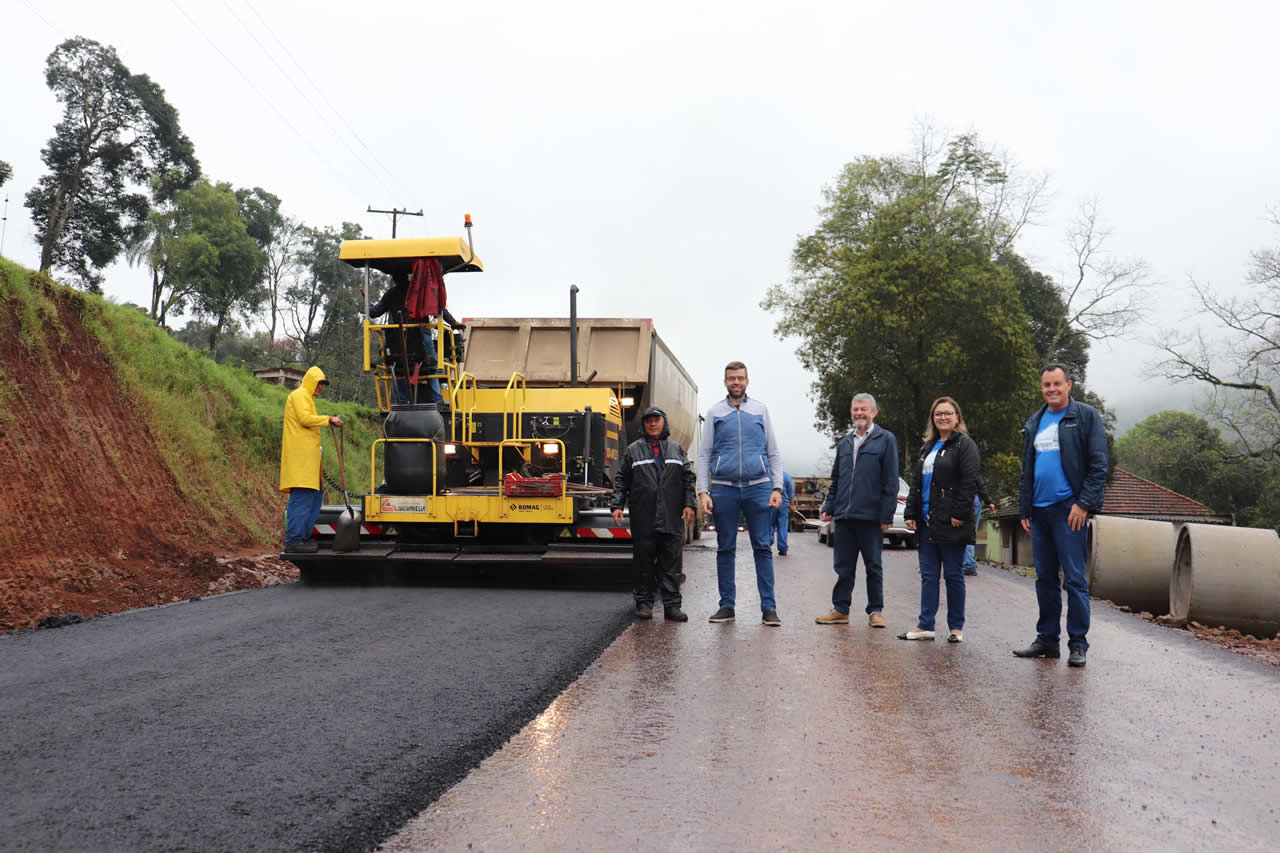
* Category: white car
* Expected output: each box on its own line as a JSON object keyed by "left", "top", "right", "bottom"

{"left": 819, "top": 477, "right": 917, "bottom": 549}
{"left": 884, "top": 477, "right": 918, "bottom": 549}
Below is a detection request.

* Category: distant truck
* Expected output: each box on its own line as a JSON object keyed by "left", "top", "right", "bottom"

{"left": 464, "top": 316, "right": 703, "bottom": 540}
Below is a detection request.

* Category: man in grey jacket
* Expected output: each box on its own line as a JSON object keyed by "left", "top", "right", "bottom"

{"left": 815, "top": 393, "right": 899, "bottom": 627}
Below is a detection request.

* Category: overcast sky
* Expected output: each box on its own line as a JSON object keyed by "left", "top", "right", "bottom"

{"left": 4, "top": 0, "right": 1278, "bottom": 474}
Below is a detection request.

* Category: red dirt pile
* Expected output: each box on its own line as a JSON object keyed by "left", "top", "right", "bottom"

{"left": 0, "top": 282, "right": 291, "bottom": 633}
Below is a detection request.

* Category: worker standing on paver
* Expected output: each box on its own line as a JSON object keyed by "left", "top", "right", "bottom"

{"left": 280, "top": 366, "right": 342, "bottom": 554}
{"left": 1013, "top": 363, "right": 1109, "bottom": 667}
{"left": 815, "top": 393, "right": 899, "bottom": 628}
{"left": 697, "top": 361, "right": 785, "bottom": 627}
{"left": 612, "top": 407, "right": 696, "bottom": 621}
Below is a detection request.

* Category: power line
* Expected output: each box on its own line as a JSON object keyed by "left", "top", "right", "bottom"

{"left": 17, "top": 0, "right": 60, "bottom": 34}
{"left": 217, "top": 0, "right": 397, "bottom": 200}
{"left": 242, "top": 2, "right": 407, "bottom": 192}
{"left": 168, "top": 0, "right": 371, "bottom": 204}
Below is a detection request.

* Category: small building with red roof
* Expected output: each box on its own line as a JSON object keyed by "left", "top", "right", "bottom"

{"left": 987, "top": 467, "right": 1232, "bottom": 567}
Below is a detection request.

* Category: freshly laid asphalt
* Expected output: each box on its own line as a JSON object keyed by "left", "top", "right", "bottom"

{"left": 0, "top": 575, "right": 634, "bottom": 852}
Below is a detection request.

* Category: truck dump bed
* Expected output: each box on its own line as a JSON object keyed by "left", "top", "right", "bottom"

{"left": 463, "top": 318, "right": 699, "bottom": 451}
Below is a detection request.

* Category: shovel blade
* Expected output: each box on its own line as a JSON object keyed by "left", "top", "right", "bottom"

{"left": 333, "top": 507, "right": 362, "bottom": 552}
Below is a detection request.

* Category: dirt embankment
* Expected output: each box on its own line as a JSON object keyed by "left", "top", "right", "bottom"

{"left": 0, "top": 280, "right": 292, "bottom": 632}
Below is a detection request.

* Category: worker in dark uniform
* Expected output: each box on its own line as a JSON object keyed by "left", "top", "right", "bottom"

{"left": 612, "top": 407, "right": 696, "bottom": 621}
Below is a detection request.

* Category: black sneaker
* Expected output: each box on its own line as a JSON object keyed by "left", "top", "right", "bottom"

{"left": 762, "top": 609, "right": 782, "bottom": 627}
{"left": 635, "top": 603, "right": 653, "bottom": 620}
{"left": 1068, "top": 646, "right": 1087, "bottom": 667}
{"left": 664, "top": 607, "right": 689, "bottom": 622}
{"left": 708, "top": 607, "right": 735, "bottom": 623}
{"left": 777, "top": 549, "right": 788, "bottom": 556}
{"left": 1012, "top": 642, "right": 1060, "bottom": 659}
{"left": 285, "top": 541, "right": 319, "bottom": 554}
{"left": 963, "top": 568, "right": 977, "bottom": 576}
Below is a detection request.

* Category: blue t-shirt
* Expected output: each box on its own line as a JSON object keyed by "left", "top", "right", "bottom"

{"left": 1032, "top": 408, "right": 1076, "bottom": 507}
{"left": 921, "top": 440, "right": 944, "bottom": 518}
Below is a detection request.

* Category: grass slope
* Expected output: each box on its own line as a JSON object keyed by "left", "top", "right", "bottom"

{"left": 0, "top": 257, "right": 381, "bottom": 544}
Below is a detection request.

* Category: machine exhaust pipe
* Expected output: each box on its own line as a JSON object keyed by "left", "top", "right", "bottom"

{"left": 569, "top": 284, "right": 579, "bottom": 388}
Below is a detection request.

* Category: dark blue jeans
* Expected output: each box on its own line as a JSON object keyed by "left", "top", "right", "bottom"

{"left": 831, "top": 519, "right": 884, "bottom": 615}
{"left": 917, "top": 529, "right": 966, "bottom": 631}
{"left": 772, "top": 505, "right": 789, "bottom": 553}
{"left": 285, "top": 487, "right": 323, "bottom": 546}
{"left": 1030, "top": 498, "right": 1091, "bottom": 649}
{"left": 711, "top": 482, "right": 776, "bottom": 611}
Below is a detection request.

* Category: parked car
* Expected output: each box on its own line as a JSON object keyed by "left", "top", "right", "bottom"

{"left": 884, "top": 477, "right": 918, "bottom": 549}
{"left": 818, "top": 478, "right": 916, "bottom": 549}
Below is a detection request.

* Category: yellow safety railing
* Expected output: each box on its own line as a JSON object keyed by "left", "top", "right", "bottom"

{"left": 370, "top": 438, "right": 440, "bottom": 495}
{"left": 450, "top": 371, "right": 478, "bottom": 443}
{"left": 503, "top": 371, "right": 528, "bottom": 441}
{"left": 363, "top": 318, "right": 461, "bottom": 413}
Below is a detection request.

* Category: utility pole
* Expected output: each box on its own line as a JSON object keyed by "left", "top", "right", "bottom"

{"left": 367, "top": 206, "right": 423, "bottom": 238}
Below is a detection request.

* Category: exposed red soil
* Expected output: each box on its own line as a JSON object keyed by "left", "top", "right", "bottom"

{"left": 0, "top": 283, "right": 289, "bottom": 633}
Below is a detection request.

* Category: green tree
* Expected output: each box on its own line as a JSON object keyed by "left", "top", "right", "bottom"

{"left": 0, "top": 161, "right": 12, "bottom": 188}
{"left": 234, "top": 186, "right": 297, "bottom": 343}
{"left": 763, "top": 133, "right": 1042, "bottom": 492}
{"left": 284, "top": 222, "right": 372, "bottom": 403}
{"left": 126, "top": 171, "right": 196, "bottom": 326}
{"left": 1115, "top": 411, "right": 1249, "bottom": 514}
{"left": 999, "top": 251, "right": 1089, "bottom": 378}
{"left": 182, "top": 182, "right": 267, "bottom": 358}
{"left": 25, "top": 37, "right": 198, "bottom": 292}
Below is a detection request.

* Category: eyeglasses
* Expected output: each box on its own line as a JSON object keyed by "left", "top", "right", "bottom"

{"left": 933, "top": 410, "right": 956, "bottom": 418}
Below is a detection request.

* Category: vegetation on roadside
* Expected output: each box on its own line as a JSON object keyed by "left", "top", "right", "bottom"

{"left": 0, "top": 256, "right": 381, "bottom": 542}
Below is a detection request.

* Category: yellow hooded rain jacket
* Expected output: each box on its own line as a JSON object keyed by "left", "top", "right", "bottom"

{"left": 280, "top": 366, "right": 331, "bottom": 492}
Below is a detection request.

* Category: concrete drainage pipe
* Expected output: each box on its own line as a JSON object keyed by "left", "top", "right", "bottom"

{"left": 1087, "top": 516, "right": 1178, "bottom": 616}
{"left": 1170, "top": 523, "right": 1280, "bottom": 638}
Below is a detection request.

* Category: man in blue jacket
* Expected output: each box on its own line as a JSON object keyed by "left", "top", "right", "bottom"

{"left": 1013, "top": 363, "right": 1109, "bottom": 668}
{"left": 814, "top": 393, "right": 899, "bottom": 627}
{"left": 697, "top": 361, "right": 785, "bottom": 626}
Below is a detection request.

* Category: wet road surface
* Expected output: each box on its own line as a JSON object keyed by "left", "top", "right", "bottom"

{"left": 0, "top": 579, "right": 633, "bottom": 852}
{"left": 384, "top": 533, "right": 1280, "bottom": 851}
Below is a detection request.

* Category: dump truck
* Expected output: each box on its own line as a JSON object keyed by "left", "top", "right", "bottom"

{"left": 464, "top": 315, "right": 702, "bottom": 542}
{"left": 284, "top": 224, "right": 699, "bottom": 580}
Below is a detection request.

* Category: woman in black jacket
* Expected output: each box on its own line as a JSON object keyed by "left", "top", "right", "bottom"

{"left": 900, "top": 396, "right": 981, "bottom": 643}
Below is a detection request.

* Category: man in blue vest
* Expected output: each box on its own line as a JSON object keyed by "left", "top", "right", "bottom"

{"left": 697, "top": 361, "right": 785, "bottom": 627}
{"left": 1013, "top": 363, "right": 1109, "bottom": 668}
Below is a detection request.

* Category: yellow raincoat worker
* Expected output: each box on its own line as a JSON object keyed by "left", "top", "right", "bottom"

{"left": 281, "top": 366, "right": 342, "bottom": 553}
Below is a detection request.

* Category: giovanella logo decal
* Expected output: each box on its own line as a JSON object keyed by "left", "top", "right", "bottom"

{"left": 381, "top": 498, "right": 426, "bottom": 513}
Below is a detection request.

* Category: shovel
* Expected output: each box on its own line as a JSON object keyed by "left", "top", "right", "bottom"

{"left": 329, "top": 422, "right": 362, "bottom": 552}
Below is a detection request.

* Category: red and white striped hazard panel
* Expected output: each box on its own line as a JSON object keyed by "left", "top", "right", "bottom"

{"left": 313, "top": 524, "right": 384, "bottom": 536}
{"left": 575, "top": 527, "right": 632, "bottom": 539}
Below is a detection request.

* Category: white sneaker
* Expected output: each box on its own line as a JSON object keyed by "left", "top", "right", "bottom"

{"left": 948, "top": 630, "right": 964, "bottom": 643}
{"left": 896, "top": 628, "right": 936, "bottom": 641}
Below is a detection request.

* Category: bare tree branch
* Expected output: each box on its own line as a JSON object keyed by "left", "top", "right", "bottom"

{"left": 1153, "top": 213, "right": 1280, "bottom": 461}
{"left": 1050, "top": 197, "right": 1151, "bottom": 352}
